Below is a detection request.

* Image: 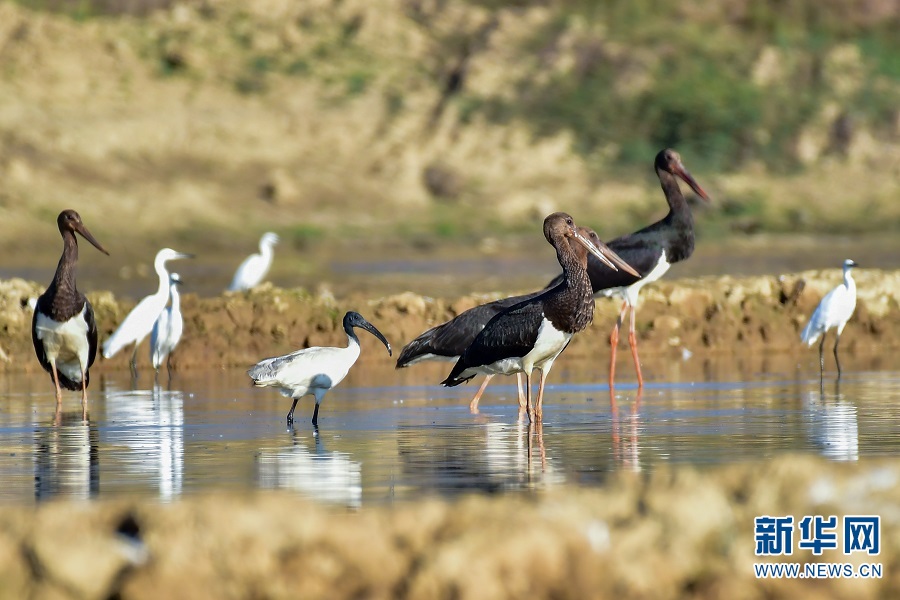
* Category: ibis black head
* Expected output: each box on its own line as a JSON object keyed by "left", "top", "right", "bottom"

{"left": 57, "top": 209, "right": 109, "bottom": 255}
{"left": 656, "top": 149, "right": 710, "bottom": 202}
{"left": 343, "top": 311, "right": 392, "bottom": 356}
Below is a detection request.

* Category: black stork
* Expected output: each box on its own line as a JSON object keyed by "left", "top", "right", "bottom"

{"left": 545, "top": 148, "right": 710, "bottom": 388}
{"left": 32, "top": 210, "right": 109, "bottom": 421}
{"left": 442, "top": 213, "right": 639, "bottom": 422}
{"left": 397, "top": 226, "right": 615, "bottom": 413}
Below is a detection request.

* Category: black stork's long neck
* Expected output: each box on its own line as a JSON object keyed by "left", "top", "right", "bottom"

{"left": 543, "top": 233, "right": 595, "bottom": 334}
{"left": 44, "top": 229, "right": 83, "bottom": 318}
{"left": 657, "top": 163, "right": 695, "bottom": 263}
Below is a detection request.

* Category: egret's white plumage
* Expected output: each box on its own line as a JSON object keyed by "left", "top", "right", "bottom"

{"left": 150, "top": 272, "right": 184, "bottom": 373}
{"left": 248, "top": 311, "right": 392, "bottom": 427}
{"left": 801, "top": 259, "right": 858, "bottom": 377}
{"left": 102, "top": 248, "right": 193, "bottom": 367}
{"left": 228, "top": 232, "right": 279, "bottom": 291}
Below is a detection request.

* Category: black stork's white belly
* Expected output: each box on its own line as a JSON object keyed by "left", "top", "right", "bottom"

{"left": 34, "top": 304, "right": 92, "bottom": 385}
{"left": 600, "top": 250, "right": 671, "bottom": 305}
{"left": 462, "top": 317, "right": 572, "bottom": 379}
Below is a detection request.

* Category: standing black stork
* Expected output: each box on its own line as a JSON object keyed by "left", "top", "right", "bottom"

{"left": 32, "top": 210, "right": 109, "bottom": 422}
{"left": 397, "top": 226, "right": 615, "bottom": 413}
{"left": 442, "top": 213, "right": 639, "bottom": 422}
{"left": 545, "top": 149, "right": 710, "bottom": 388}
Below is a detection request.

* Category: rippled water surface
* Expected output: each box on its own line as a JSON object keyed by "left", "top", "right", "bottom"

{"left": 2, "top": 354, "right": 900, "bottom": 507}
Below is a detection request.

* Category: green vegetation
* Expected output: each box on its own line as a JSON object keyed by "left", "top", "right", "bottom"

{"left": 457, "top": 0, "right": 900, "bottom": 172}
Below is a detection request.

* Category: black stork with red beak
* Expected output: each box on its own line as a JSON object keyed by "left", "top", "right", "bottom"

{"left": 32, "top": 210, "right": 109, "bottom": 422}
{"left": 442, "top": 212, "right": 639, "bottom": 422}
{"left": 545, "top": 148, "right": 710, "bottom": 388}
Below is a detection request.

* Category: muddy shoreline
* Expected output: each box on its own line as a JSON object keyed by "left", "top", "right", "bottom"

{"left": 3, "top": 268, "right": 898, "bottom": 375}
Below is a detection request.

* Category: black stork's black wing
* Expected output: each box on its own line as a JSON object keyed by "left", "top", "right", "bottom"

{"left": 396, "top": 291, "right": 540, "bottom": 367}
{"left": 441, "top": 295, "right": 546, "bottom": 386}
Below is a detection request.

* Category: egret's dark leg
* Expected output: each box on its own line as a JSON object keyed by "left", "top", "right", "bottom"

{"left": 130, "top": 343, "right": 139, "bottom": 373}
{"left": 818, "top": 336, "right": 826, "bottom": 375}
{"left": 311, "top": 403, "right": 320, "bottom": 427}
{"left": 833, "top": 332, "right": 843, "bottom": 379}
{"left": 286, "top": 397, "right": 299, "bottom": 426}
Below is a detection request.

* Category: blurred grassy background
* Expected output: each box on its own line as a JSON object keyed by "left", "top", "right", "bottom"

{"left": 1, "top": 0, "right": 899, "bottom": 262}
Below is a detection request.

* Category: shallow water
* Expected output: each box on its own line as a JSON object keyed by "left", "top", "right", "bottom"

{"left": 2, "top": 352, "right": 899, "bottom": 508}
{"left": 5, "top": 234, "right": 900, "bottom": 300}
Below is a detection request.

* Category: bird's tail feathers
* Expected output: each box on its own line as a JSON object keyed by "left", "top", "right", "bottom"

{"left": 52, "top": 369, "right": 87, "bottom": 391}
{"left": 395, "top": 337, "right": 437, "bottom": 369}
{"left": 799, "top": 322, "right": 820, "bottom": 346}
{"left": 247, "top": 361, "right": 279, "bottom": 385}
{"left": 441, "top": 371, "right": 475, "bottom": 388}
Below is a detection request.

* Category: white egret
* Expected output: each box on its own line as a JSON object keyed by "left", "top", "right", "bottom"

{"left": 228, "top": 232, "right": 279, "bottom": 291}
{"left": 102, "top": 248, "right": 193, "bottom": 369}
{"left": 150, "top": 272, "right": 184, "bottom": 375}
{"left": 248, "top": 311, "right": 392, "bottom": 427}
{"left": 32, "top": 210, "right": 109, "bottom": 421}
{"left": 801, "top": 259, "right": 859, "bottom": 378}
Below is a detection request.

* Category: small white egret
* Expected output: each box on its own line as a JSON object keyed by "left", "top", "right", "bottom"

{"left": 150, "top": 272, "right": 184, "bottom": 375}
{"left": 248, "top": 311, "right": 392, "bottom": 427}
{"left": 801, "top": 259, "right": 859, "bottom": 378}
{"left": 102, "top": 248, "right": 193, "bottom": 369}
{"left": 228, "top": 232, "right": 279, "bottom": 292}
{"left": 32, "top": 210, "right": 109, "bottom": 421}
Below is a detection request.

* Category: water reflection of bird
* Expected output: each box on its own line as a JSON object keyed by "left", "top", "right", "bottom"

{"left": 102, "top": 248, "right": 193, "bottom": 371}
{"left": 248, "top": 311, "right": 392, "bottom": 427}
{"left": 32, "top": 210, "right": 109, "bottom": 422}
{"left": 397, "top": 227, "right": 616, "bottom": 414}
{"left": 150, "top": 272, "right": 184, "bottom": 377}
{"left": 34, "top": 411, "right": 99, "bottom": 500}
{"left": 228, "top": 232, "right": 279, "bottom": 292}
{"left": 610, "top": 388, "right": 642, "bottom": 472}
{"left": 801, "top": 259, "right": 859, "bottom": 379}
{"left": 256, "top": 430, "right": 362, "bottom": 508}
{"left": 546, "top": 149, "right": 710, "bottom": 389}
{"left": 442, "top": 213, "right": 638, "bottom": 422}
{"left": 804, "top": 387, "right": 858, "bottom": 461}
{"left": 103, "top": 384, "right": 185, "bottom": 500}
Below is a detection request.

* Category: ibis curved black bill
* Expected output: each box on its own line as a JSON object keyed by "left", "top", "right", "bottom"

{"left": 359, "top": 320, "right": 392, "bottom": 357}
{"left": 573, "top": 231, "right": 641, "bottom": 278}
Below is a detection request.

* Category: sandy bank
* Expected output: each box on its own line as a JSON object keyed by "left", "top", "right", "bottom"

{"left": 1, "top": 268, "right": 898, "bottom": 374}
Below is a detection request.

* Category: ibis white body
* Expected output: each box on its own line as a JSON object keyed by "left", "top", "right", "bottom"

{"left": 228, "top": 232, "right": 279, "bottom": 291}
{"left": 248, "top": 311, "right": 391, "bottom": 426}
